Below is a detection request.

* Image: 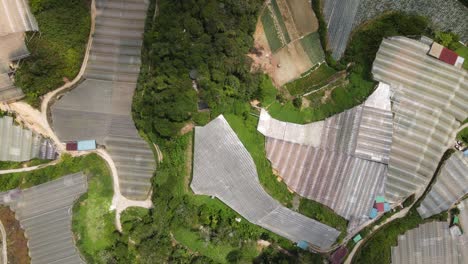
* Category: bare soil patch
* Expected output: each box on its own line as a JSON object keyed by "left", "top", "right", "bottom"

{"left": 0, "top": 206, "right": 29, "bottom": 264}
{"left": 285, "top": 0, "right": 319, "bottom": 35}
{"left": 180, "top": 122, "right": 194, "bottom": 135}
{"left": 275, "top": 0, "right": 300, "bottom": 40}
{"left": 272, "top": 41, "right": 313, "bottom": 86}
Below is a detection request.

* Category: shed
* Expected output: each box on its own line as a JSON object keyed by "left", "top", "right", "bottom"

{"left": 384, "top": 202, "right": 391, "bottom": 212}
{"left": 65, "top": 142, "right": 77, "bottom": 151}
{"left": 330, "top": 246, "right": 348, "bottom": 264}
{"left": 353, "top": 234, "right": 362, "bottom": 243}
{"left": 77, "top": 140, "right": 96, "bottom": 151}
{"left": 464, "top": 149, "right": 468, "bottom": 157}
{"left": 453, "top": 215, "right": 459, "bottom": 225}
{"left": 375, "top": 196, "right": 385, "bottom": 203}
{"left": 439, "top": 48, "right": 458, "bottom": 65}
{"left": 369, "top": 208, "right": 378, "bottom": 219}
{"left": 376, "top": 203, "right": 385, "bottom": 212}
{"left": 297, "top": 240, "right": 309, "bottom": 250}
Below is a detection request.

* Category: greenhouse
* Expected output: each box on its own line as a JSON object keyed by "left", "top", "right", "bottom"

{"left": 417, "top": 152, "right": 468, "bottom": 218}
{"left": 372, "top": 36, "right": 467, "bottom": 203}
{"left": 391, "top": 222, "right": 462, "bottom": 264}
{"left": 0, "top": 115, "right": 55, "bottom": 162}
{"left": 51, "top": 0, "right": 155, "bottom": 200}
{"left": 0, "top": 172, "right": 87, "bottom": 264}
{"left": 191, "top": 116, "right": 340, "bottom": 250}
{"left": 258, "top": 84, "right": 392, "bottom": 231}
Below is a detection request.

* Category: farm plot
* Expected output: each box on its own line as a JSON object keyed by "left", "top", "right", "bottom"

{"left": 285, "top": 64, "right": 336, "bottom": 96}
{"left": 300, "top": 32, "right": 325, "bottom": 65}
{"left": 191, "top": 115, "right": 340, "bottom": 250}
{"left": 284, "top": 0, "right": 319, "bottom": 35}
{"left": 261, "top": 9, "right": 284, "bottom": 52}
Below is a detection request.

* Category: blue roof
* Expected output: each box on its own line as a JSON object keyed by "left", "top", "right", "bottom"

{"left": 384, "top": 202, "right": 391, "bottom": 212}
{"left": 369, "top": 208, "right": 378, "bottom": 219}
{"left": 464, "top": 149, "right": 468, "bottom": 157}
{"left": 77, "top": 140, "right": 96, "bottom": 151}
{"left": 297, "top": 240, "right": 308, "bottom": 250}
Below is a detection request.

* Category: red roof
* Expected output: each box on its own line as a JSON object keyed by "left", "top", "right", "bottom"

{"left": 66, "top": 142, "right": 78, "bottom": 151}
{"left": 330, "top": 247, "right": 348, "bottom": 264}
{"left": 439, "top": 48, "right": 458, "bottom": 65}
{"left": 376, "top": 202, "right": 385, "bottom": 212}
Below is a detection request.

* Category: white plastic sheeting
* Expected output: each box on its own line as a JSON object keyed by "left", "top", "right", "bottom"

{"left": 372, "top": 36, "right": 468, "bottom": 203}
{"left": 0, "top": 173, "right": 87, "bottom": 264}
{"left": 191, "top": 116, "right": 340, "bottom": 250}
{"left": 0, "top": 0, "right": 38, "bottom": 35}
{"left": 52, "top": 0, "right": 155, "bottom": 200}
{"left": 417, "top": 152, "right": 468, "bottom": 218}
{"left": 391, "top": 222, "right": 463, "bottom": 264}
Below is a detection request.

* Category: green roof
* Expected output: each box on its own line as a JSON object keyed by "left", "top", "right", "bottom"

{"left": 375, "top": 196, "right": 385, "bottom": 203}
{"left": 454, "top": 216, "right": 459, "bottom": 224}
{"left": 353, "top": 234, "right": 362, "bottom": 243}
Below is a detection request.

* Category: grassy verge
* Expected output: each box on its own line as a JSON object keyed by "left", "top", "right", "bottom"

{"left": 225, "top": 113, "right": 294, "bottom": 206}
{"left": 261, "top": 9, "right": 283, "bottom": 52}
{"left": 298, "top": 199, "right": 348, "bottom": 242}
{"left": 300, "top": 32, "right": 325, "bottom": 65}
{"left": 72, "top": 156, "right": 115, "bottom": 263}
{"left": 0, "top": 158, "right": 49, "bottom": 170}
{"left": 285, "top": 64, "right": 336, "bottom": 96}
{"left": 457, "top": 126, "right": 468, "bottom": 144}
{"left": 15, "top": 0, "right": 90, "bottom": 107}
{"left": 455, "top": 45, "right": 468, "bottom": 70}
{"left": 0, "top": 153, "right": 108, "bottom": 191}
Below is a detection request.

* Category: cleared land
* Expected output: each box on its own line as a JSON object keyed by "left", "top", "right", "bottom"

{"left": 254, "top": 0, "right": 325, "bottom": 86}
{"left": 191, "top": 116, "right": 340, "bottom": 250}
{"left": 0, "top": 206, "right": 29, "bottom": 264}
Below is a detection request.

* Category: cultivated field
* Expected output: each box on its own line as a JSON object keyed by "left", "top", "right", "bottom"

{"left": 254, "top": 0, "right": 325, "bottom": 86}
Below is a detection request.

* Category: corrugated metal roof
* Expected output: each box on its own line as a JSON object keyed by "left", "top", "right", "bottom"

{"left": 77, "top": 139, "right": 96, "bottom": 151}
{"left": 0, "top": 115, "right": 43, "bottom": 161}
{"left": 0, "top": 0, "right": 39, "bottom": 34}
{"left": 439, "top": 48, "right": 458, "bottom": 65}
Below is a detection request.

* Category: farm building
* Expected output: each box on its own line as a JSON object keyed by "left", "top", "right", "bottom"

{"left": 417, "top": 152, "right": 468, "bottom": 218}
{"left": 0, "top": 115, "right": 56, "bottom": 161}
{"left": 51, "top": 0, "right": 156, "bottom": 200}
{"left": 77, "top": 139, "right": 96, "bottom": 151}
{"left": 191, "top": 115, "right": 340, "bottom": 250}
{"left": 258, "top": 84, "right": 392, "bottom": 231}
{"left": 0, "top": 0, "right": 39, "bottom": 102}
{"left": 458, "top": 200, "right": 468, "bottom": 260}
{"left": 391, "top": 221, "right": 467, "bottom": 264}
{"left": 0, "top": 172, "right": 87, "bottom": 264}
{"left": 428, "top": 42, "right": 465, "bottom": 68}
{"left": 372, "top": 36, "right": 467, "bottom": 203}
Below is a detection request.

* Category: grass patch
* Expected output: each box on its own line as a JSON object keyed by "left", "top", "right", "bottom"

{"left": 72, "top": 156, "right": 115, "bottom": 263}
{"left": 15, "top": 0, "right": 90, "bottom": 107}
{"left": 0, "top": 158, "right": 49, "bottom": 170}
{"left": 457, "top": 126, "right": 468, "bottom": 144}
{"left": 261, "top": 9, "right": 283, "bottom": 52}
{"left": 225, "top": 113, "right": 294, "bottom": 206}
{"left": 0, "top": 153, "right": 109, "bottom": 191}
{"left": 285, "top": 63, "right": 336, "bottom": 96}
{"left": 455, "top": 45, "right": 468, "bottom": 70}
{"left": 270, "top": 0, "right": 291, "bottom": 43}
{"left": 173, "top": 228, "right": 238, "bottom": 263}
{"left": 298, "top": 198, "right": 348, "bottom": 242}
{"left": 300, "top": 32, "right": 325, "bottom": 65}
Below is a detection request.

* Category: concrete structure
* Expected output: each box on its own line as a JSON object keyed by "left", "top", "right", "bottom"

{"left": 191, "top": 115, "right": 340, "bottom": 250}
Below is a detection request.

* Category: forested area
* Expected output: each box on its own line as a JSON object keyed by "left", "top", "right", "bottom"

{"left": 15, "top": 0, "right": 90, "bottom": 107}
{"left": 133, "top": 0, "right": 263, "bottom": 138}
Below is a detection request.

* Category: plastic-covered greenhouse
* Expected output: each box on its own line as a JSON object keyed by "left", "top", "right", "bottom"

{"left": 191, "top": 116, "right": 340, "bottom": 250}
{"left": 52, "top": 0, "right": 155, "bottom": 200}
{"left": 0, "top": 172, "right": 87, "bottom": 264}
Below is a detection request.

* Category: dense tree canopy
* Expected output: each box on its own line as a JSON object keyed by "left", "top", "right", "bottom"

{"left": 134, "top": 0, "right": 263, "bottom": 137}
